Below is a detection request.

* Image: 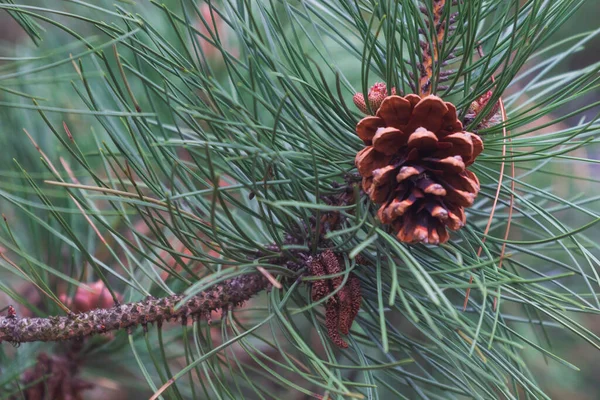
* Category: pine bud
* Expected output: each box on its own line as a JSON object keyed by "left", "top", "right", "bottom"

{"left": 62, "top": 281, "right": 121, "bottom": 313}
{"left": 353, "top": 82, "right": 397, "bottom": 114}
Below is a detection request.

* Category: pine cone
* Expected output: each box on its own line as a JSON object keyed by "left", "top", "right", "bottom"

{"left": 354, "top": 94, "right": 483, "bottom": 245}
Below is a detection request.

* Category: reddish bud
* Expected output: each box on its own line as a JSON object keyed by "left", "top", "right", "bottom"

{"left": 67, "top": 281, "right": 121, "bottom": 313}
{"left": 353, "top": 82, "right": 397, "bottom": 114}
{"left": 73, "top": 289, "right": 94, "bottom": 313}
{"left": 465, "top": 90, "right": 501, "bottom": 130}
{"left": 468, "top": 90, "right": 493, "bottom": 116}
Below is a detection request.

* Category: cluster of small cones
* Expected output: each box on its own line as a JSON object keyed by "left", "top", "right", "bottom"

{"left": 353, "top": 83, "right": 483, "bottom": 244}
{"left": 308, "top": 250, "right": 362, "bottom": 348}
{"left": 352, "top": 82, "right": 397, "bottom": 114}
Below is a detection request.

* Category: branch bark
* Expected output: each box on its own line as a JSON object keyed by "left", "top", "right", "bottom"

{"left": 0, "top": 273, "right": 269, "bottom": 344}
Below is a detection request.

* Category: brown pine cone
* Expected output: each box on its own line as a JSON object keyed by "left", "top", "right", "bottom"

{"left": 354, "top": 94, "right": 483, "bottom": 245}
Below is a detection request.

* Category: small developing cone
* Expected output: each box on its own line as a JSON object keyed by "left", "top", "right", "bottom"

{"left": 353, "top": 82, "right": 397, "bottom": 114}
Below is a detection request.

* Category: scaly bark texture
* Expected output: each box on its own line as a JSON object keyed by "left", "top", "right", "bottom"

{"left": 0, "top": 273, "right": 269, "bottom": 344}
{"left": 419, "top": 0, "right": 447, "bottom": 96}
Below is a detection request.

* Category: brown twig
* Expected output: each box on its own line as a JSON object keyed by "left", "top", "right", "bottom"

{"left": 419, "top": 0, "right": 448, "bottom": 96}
{"left": 0, "top": 273, "right": 269, "bottom": 344}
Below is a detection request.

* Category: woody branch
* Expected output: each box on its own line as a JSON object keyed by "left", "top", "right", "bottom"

{"left": 0, "top": 273, "right": 269, "bottom": 344}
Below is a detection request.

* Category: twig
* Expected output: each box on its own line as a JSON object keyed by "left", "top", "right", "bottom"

{"left": 0, "top": 273, "right": 269, "bottom": 344}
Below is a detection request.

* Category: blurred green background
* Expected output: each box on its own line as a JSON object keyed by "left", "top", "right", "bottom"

{"left": 522, "top": 3, "right": 600, "bottom": 399}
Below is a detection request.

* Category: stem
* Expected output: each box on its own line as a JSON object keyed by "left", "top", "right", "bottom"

{"left": 0, "top": 273, "right": 269, "bottom": 344}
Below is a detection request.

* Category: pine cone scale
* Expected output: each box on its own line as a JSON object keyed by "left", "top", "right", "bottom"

{"left": 407, "top": 128, "right": 439, "bottom": 150}
{"left": 404, "top": 96, "right": 449, "bottom": 133}
{"left": 397, "top": 165, "right": 424, "bottom": 182}
{"left": 442, "top": 132, "right": 474, "bottom": 160}
{"left": 424, "top": 155, "right": 465, "bottom": 173}
{"left": 375, "top": 96, "right": 413, "bottom": 129}
{"left": 372, "top": 127, "right": 408, "bottom": 155}
{"left": 355, "top": 147, "right": 392, "bottom": 177}
{"left": 356, "top": 116, "right": 385, "bottom": 143}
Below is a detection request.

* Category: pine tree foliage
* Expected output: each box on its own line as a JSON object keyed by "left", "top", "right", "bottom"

{"left": 0, "top": 0, "right": 598, "bottom": 398}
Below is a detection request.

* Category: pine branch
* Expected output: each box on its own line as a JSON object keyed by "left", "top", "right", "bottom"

{"left": 0, "top": 0, "right": 597, "bottom": 396}
{"left": 0, "top": 273, "right": 269, "bottom": 344}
